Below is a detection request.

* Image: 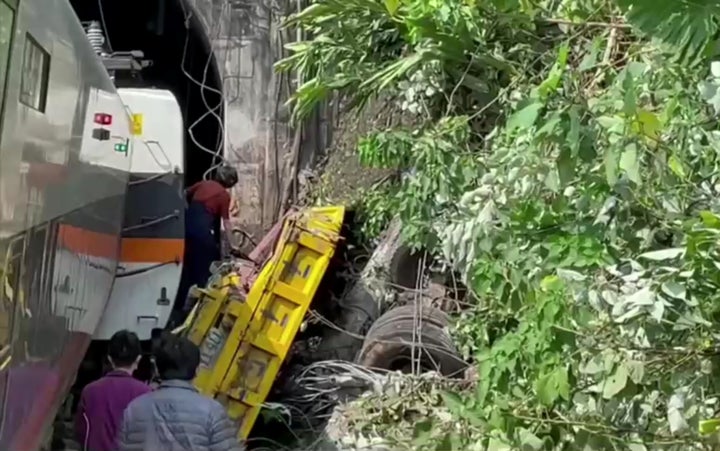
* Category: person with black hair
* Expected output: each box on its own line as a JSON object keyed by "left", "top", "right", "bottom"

{"left": 172, "top": 166, "right": 240, "bottom": 324}
{"left": 118, "top": 332, "right": 243, "bottom": 451}
{"left": 74, "top": 330, "right": 151, "bottom": 451}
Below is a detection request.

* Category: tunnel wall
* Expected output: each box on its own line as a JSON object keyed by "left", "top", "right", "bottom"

{"left": 184, "top": 0, "right": 332, "bottom": 236}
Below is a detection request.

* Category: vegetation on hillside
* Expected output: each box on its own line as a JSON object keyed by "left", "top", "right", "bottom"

{"left": 278, "top": 0, "right": 720, "bottom": 449}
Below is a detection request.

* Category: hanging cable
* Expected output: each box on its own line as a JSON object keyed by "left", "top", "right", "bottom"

{"left": 122, "top": 211, "right": 179, "bottom": 233}
{"left": 176, "top": 0, "right": 230, "bottom": 180}
{"left": 96, "top": 0, "right": 113, "bottom": 53}
{"left": 116, "top": 260, "right": 179, "bottom": 278}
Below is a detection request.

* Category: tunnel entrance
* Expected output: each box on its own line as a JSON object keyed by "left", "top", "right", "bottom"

{"left": 69, "top": 0, "right": 223, "bottom": 185}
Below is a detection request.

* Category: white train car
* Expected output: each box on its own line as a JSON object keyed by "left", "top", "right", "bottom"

{"left": 96, "top": 87, "right": 185, "bottom": 342}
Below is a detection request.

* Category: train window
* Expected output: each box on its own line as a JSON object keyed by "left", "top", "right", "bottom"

{"left": 0, "top": 2, "right": 13, "bottom": 107}
{"left": 19, "top": 34, "right": 49, "bottom": 112}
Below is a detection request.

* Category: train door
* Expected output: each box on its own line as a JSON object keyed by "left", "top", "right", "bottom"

{"left": 95, "top": 88, "right": 185, "bottom": 341}
{"left": 0, "top": 220, "right": 64, "bottom": 449}
{"left": 0, "top": 232, "right": 27, "bottom": 447}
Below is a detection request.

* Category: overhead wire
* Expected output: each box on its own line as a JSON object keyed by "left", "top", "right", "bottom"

{"left": 97, "top": 0, "right": 113, "bottom": 53}
{"left": 176, "top": 0, "right": 230, "bottom": 180}
{"left": 175, "top": 0, "right": 299, "bottom": 216}
{"left": 184, "top": 10, "right": 225, "bottom": 176}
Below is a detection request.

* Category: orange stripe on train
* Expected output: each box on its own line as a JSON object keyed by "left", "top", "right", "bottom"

{"left": 120, "top": 237, "right": 184, "bottom": 263}
{"left": 58, "top": 225, "right": 184, "bottom": 263}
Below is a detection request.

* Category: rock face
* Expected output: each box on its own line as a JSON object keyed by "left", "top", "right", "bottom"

{"left": 184, "top": 0, "right": 333, "bottom": 234}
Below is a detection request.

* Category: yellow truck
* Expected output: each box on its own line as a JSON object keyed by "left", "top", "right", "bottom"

{"left": 172, "top": 205, "right": 466, "bottom": 443}
{"left": 174, "top": 206, "right": 346, "bottom": 439}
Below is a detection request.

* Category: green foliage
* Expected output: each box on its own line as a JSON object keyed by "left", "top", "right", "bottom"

{"left": 276, "top": 0, "right": 523, "bottom": 124}
{"left": 354, "top": 185, "right": 396, "bottom": 241}
{"left": 616, "top": 0, "right": 720, "bottom": 65}
{"left": 280, "top": 0, "right": 720, "bottom": 449}
{"left": 358, "top": 116, "right": 481, "bottom": 248}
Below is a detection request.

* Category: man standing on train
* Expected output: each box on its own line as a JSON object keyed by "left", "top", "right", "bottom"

{"left": 74, "top": 330, "right": 151, "bottom": 451}
{"left": 171, "top": 165, "right": 239, "bottom": 324}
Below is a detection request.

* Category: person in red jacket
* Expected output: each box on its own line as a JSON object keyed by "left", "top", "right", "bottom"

{"left": 173, "top": 166, "right": 239, "bottom": 319}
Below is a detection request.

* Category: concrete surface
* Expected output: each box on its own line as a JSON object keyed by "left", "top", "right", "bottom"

{"left": 186, "top": 0, "right": 333, "bottom": 235}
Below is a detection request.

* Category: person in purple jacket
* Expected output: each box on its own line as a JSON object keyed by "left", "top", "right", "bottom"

{"left": 75, "top": 330, "right": 151, "bottom": 451}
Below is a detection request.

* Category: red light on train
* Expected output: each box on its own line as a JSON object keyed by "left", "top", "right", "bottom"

{"left": 93, "top": 113, "right": 112, "bottom": 125}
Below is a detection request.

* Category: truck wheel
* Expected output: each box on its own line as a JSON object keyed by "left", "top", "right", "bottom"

{"left": 356, "top": 304, "right": 467, "bottom": 377}
{"left": 388, "top": 244, "right": 421, "bottom": 289}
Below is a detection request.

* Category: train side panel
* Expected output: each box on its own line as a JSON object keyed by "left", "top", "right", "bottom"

{"left": 0, "top": 0, "right": 131, "bottom": 448}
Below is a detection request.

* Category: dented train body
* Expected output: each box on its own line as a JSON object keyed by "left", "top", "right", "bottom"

{"left": 0, "top": 0, "right": 132, "bottom": 448}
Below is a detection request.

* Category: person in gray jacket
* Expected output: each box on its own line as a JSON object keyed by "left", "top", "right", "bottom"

{"left": 118, "top": 333, "right": 244, "bottom": 451}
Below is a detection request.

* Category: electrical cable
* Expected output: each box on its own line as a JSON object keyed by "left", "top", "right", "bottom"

{"left": 272, "top": 5, "right": 286, "bottom": 218}
{"left": 175, "top": 0, "right": 299, "bottom": 224}
{"left": 97, "top": 0, "right": 113, "bottom": 53}
{"left": 116, "top": 260, "right": 178, "bottom": 278}
{"left": 276, "top": 359, "right": 469, "bottom": 439}
{"left": 179, "top": 2, "right": 225, "bottom": 165}
{"left": 176, "top": 0, "right": 229, "bottom": 180}
{"left": 177, "top": 1, "right": 287, "bottom": 182}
